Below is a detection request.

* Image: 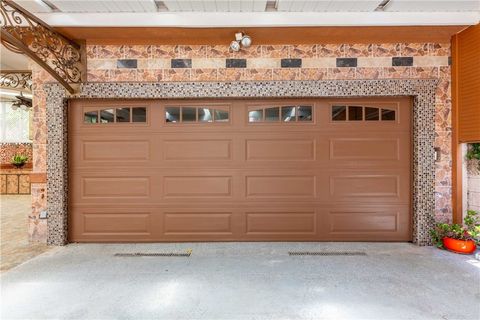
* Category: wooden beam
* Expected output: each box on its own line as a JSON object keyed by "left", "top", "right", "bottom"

{"left": 53, "top": 26, "right": 467, "bottom": 45}
{"left": 451, "top": 33, "right": 462, "bottom": 224}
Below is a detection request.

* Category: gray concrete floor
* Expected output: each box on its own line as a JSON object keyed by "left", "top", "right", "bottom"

{"left": 1, "top": 242, "right": 479, "bottom": 320}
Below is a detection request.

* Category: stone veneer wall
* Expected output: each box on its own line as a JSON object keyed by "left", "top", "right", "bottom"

{"left": 0, "top": 143, "right": 32, "bottom": 164}
{"left": 30, "top": 42, "right": 453, "bottom": 243}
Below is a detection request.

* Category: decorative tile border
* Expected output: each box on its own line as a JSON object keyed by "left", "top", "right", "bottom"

{"left": 45, "top": 79, "right": 437, "bottom": 245}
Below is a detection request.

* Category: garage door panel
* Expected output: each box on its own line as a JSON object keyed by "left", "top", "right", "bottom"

{"left": 329, "top": 138, "right": 400, "bottom": 161}
{"left": 245, "top": 175, "right": 316, "bottom": 198}
{"left": 324, "top": 134, "right": 411, "bottom": 166}
{"left": 82, "top": 140, "right": 151, "bottom": 161}
{"left": 69, "top": 98, "right": 411, "bottom": 242}
{"left": 82, "top": 176, "right": 150, "bottom": 198}
{"left": 163, "top": 212, "right": 233, "bottom": 235}
{"left": 314, "top": 170, "right": 409, "bottom": 203}
{"left": 69, "top": 134, "right": 156, "bottom": 167}
{"left": 245, "top": 211, "right": 316, "bottom": 235}
{"left": 329, "top": 175, "right": 400, "bottom": 197}
{"left": 69, "top": 208, "right": 158, "bottom": 241}
{"left": 163, "top": 176, "right": 232, "bottom": 198}
{"left": 324, "top": 206, "right": 411, "bottom": 240}
{"left": 245, "top": 139, "right": 316, "bottom": 161}
{"left": 329, "top": 212, "right": 398, "bottom": 233}
{"left": 163, "top": 139, "right": 232, "bottom": 161}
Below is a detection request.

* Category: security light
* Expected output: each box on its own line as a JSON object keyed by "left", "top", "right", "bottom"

{"left": 230, "top": 40, "right": 241, "bottom": 52}
{"left": 230, "top": 32, "right": 252, "bottom": 51}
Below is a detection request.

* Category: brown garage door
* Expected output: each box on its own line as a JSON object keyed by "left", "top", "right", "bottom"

{"left": 68, "top": 98, "right": 411, "bottom": 242}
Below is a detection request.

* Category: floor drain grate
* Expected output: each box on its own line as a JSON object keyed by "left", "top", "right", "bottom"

{"left": 114, "top": 250, "right": 191, "bottom": 257}
{"left": 288, "top": 251, "right": 367, "bottom": 256}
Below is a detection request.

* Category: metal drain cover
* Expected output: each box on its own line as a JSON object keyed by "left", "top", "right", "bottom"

{"left": 114, "top": 250, "right": 192, "bottom": 257}
{"left": 288, "top": 251, "right": 367, "bottom": 256}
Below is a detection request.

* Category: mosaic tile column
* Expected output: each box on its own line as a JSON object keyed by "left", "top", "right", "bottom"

{"left": 45, "top": 84, "right": 69, "bottom": 245}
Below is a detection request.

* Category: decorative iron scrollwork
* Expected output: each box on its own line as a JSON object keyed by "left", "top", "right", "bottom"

{"left": 0, "top": 70, "right": 32, "bottom": 91}
{"left": 0, "top": 0, "right": 84, "bottom": 93}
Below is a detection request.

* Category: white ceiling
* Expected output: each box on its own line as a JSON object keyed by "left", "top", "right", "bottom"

{"left": 7, "top": 0, "right": 475, "bottom": 27}
{"left": 14, "top": 0, "right": 480, "bottom": 13}
{"left": 0, "top": 46, "right": 30, "bottom": 71}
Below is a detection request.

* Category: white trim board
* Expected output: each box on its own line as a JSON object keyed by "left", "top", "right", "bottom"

{"left": 36, "top": 11, "right": 480, "bottom": 27}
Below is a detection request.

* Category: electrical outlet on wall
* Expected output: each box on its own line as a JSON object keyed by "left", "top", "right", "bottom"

{"left": 39, "top": 211, "right": 48, "bottom": 219}
{"left": 434, "top": 147, "right": 441, "bottom": 162}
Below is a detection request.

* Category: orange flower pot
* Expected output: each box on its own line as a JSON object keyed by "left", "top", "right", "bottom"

{"left": 443, "top": 237, "right": 477, "bottom": 254}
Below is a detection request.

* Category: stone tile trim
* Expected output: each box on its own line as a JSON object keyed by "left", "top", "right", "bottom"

{"left": 336, "top": 58, "right": 357, "bottom": 67}
{"left": 226, "top": 59, "right": 247, "bottom": 68}
{"left": 171, "top": 59, "right": 192, "bottom": 68}
{"left": 89, "top": 56, "right": 449, "bottom": 71}
{"left": 281, "top": 59, "right": 302, "bottom": 68}
{"left": 393, "top": 57, "right": 414, "bottom": 67}
{"left": 117, "top": 59, "right": 137, "bottom": 69}
{"left": 45, "top": 79, "right": 437, "bottom": 246}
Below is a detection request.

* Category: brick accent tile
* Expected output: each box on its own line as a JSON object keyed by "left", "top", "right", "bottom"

{"left": 402, "top": 43, "right": 430, "bottom": 56}
{"left": 290, "top": 45, "right": 317, "bottom": 58}
{"left": 262, "top": 45, "right": 290, "bottom": 58}
{"left": 346, "top": 44, "right": 374, "bottom": 57}
{"left": 242, "top": 69, "right": 273, "bottom": 81}
{"left": 163, "top": 69, "right": 191, "bottom": 81}
{"left": 217, "top": 68, "right": 243, "bottom": 81}
{"left": 317, "top": 44, "right": 346, "bottom": 57}
{"left": 373, "top": 43, "right": 402, "bottom": 57}
{"left": 272, "top": 68, "right": 299, "bottom": 80}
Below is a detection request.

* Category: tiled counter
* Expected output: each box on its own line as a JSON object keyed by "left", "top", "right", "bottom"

{"left": 1, "top": 168, "right": 31, "bottom": 194}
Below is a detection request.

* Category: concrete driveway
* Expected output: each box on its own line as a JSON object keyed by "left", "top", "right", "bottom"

{"left": 1, "top": 242, "right": 479, "bottom": 320}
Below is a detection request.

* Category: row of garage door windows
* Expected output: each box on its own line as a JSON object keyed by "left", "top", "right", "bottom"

{"left": 83, "top": 105, "right": 396, "bottom": 124}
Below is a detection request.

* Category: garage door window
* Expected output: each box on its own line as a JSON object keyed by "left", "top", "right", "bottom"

{"left": 165, "top": 106, "right": 229, "bottom": 123}
{"left": 84, "top": 107, "right": 147, "bottom": 124}
{"left": 249, "top": 105, "right": 312, "bottom": 123}
{"left": 332, "top": 106, "right": 396, "bottom": 122}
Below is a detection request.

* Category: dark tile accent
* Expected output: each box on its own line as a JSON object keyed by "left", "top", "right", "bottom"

{"left": 171, "top": 59, "right": 192, "bottom": 68}
{"left": 281, "top": 59, "right": 302, "bottom": 68}
{"left": 448, "top": 56, "right": 452, "bottom": 66}
{"left": 117, "top": 59, "right": 137, "bottom": 69}
{"left": 336, "top": 58, "right": 357, "bottom": 68}
{"left": 226, "top": 59, "right": 246, "bottom": 68}
{"left": 392, "top": 57, "right": 413, "bottom": 67}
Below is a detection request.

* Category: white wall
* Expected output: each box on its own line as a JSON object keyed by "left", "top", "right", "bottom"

{"left": 467, "top": 144, "right": 480, "bottom": 213}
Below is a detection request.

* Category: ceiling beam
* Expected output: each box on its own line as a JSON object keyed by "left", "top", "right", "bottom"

{"left": 35, "top": 11, "right": 480, "bottom": 27}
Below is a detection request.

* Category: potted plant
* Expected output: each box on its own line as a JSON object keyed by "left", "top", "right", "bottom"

{"left": 431, "top": 210, "right": 480, "bottom": 254}
{"left": 11, "top": 154, "right": 28, "bottom": 169}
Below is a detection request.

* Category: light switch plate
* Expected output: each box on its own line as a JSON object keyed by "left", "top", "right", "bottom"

{"left": 39, "top": 211, "right": 48, "bottom": 219}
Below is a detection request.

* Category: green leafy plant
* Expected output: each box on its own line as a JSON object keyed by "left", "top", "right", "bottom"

{"left": 466, "top": 143, "right": 480, "bottom": 165}
{"left": 11, "top": 154, "right": 28, "bottom": 167}
{"left": 430, "top": 210, "right": 480, "bottom": 248}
